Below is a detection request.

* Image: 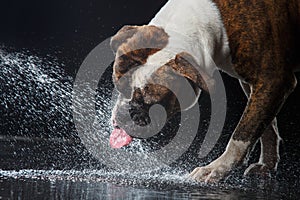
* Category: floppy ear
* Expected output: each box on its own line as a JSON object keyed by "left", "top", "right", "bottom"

{"left": 112, "top": 25, "right": 169, "bottom": 82}
{"left": 110, "top": 25, "right": 139, "bottom": 53}
{"left": 173, "top": 52, "right": 215, "bottom": 93}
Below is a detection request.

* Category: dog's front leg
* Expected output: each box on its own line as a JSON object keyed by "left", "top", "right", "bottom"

{"left": 190, "top": 73, "right": 296, "bottom": 183}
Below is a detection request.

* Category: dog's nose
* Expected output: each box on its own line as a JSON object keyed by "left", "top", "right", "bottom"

{"left": 131, "top": 111, "right": 151, "bottom": 127}
{"left": 114, "top": 108, "right": 151, "bottom": 129}
{"left": 128, "top": 99, "right": 151, "bottom": 127}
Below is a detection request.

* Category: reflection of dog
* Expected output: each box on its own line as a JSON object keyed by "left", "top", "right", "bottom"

{"left": 110, "top": 0, "right": 300, "bottom": 182}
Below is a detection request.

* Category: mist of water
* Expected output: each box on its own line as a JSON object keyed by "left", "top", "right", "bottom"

{"left": 0, "top": 48, "right": 74, "bottom": 138}
{"left": 0, "top": 47, "right": 194, "bottom": 185}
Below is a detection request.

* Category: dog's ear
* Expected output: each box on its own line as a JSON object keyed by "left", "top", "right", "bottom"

{"left": 110, "top": 25, "right": 139, "bottom": 53}
{"left": 172, "top": 52, "right": 215, "bottom": 93}
{"left": 112, "top": 25, "right": 170, "bottom": 82}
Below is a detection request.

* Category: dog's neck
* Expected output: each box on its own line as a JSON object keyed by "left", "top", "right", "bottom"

{"left": 149, "top": 0, "right": 234, "bottom": 77}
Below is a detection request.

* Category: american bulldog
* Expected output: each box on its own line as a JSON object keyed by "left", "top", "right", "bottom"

{"left": 109, "top": 0, "right": 300, "bottom": 182}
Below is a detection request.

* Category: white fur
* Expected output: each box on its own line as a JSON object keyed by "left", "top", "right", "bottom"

{"left": 133, "top": 0, "right": 236, "bottom": 87}
{"left": 223, "top": 139, "right": 251, "bottom": 164}
{"left": 149, "top": 0, "right": 232, "bottom": 72}
{"left": 131, "top": 0, "right": 235, "bottom": 91}
{"left": 190, "top": 139, "right": 250, "bottom": 182}
{"left": 130, "top": 0, "right": 235, "bottom": 111}
{"left": 208, "top": 139, "right": 251, "bottom": 168}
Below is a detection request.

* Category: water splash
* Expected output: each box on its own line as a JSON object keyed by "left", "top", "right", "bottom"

{"left": 0, "top": 47, "right": 190, "bottom": 174}
{"left": 0, "top": 169, "right": 191, "bottom": 188}
{"left": 0, "top": 48, "right": 74, "bottom": 138}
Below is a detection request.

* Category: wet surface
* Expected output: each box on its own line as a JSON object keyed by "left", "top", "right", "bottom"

{"left": 1, "top": 169, "right": 300, "bottom": 199}
{"left": 1, "top": 0, "right": 300, "bottom": 199}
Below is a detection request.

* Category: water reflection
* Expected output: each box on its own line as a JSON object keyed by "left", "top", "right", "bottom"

{"left": 0, "top": 177, "right": 285, "bottom": 200}
{"left": 0, "top": 170, "right": 298, "bottom": 199}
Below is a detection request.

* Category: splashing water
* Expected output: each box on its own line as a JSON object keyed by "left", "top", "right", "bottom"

{"left": 0, "top": 169, "right": 191, "bottom": 188}
{"left": 0, "top": 48, "right": 74, "bottom": 138}
{"left": 0, "top": 47, "right": 193, "bottom": 184}
{"left": 0, "top": 48, "right": 259, "bottom": 181}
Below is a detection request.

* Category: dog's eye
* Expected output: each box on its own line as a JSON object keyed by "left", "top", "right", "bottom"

{"left": 116, "top": 55, "right": 142, "bottom": 74}
{"left": 131, "top": 88, "right": 144, "bottom": 103}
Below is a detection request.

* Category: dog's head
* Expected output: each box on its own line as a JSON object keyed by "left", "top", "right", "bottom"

{"left": 109, "top": 25, "right": 215, "bottom": 148}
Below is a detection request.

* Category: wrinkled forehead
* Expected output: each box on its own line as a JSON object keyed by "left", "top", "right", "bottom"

{"left": 112, "top": 26, "right": 177, "bottom": 95}
{"left": 114, "top": 49, "right": 179, "bottom": 101}
{"left": 112, "top": 25, "right": 170, "bottom": 81}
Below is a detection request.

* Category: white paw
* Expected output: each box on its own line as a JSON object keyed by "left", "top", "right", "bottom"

{"left": 189, "top": 162, "right": 231, "bottom": 183}
{"left": 189, "top": 139, "right": 250, "bottom": 183}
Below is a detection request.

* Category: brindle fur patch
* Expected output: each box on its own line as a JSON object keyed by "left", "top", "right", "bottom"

{"left": 213, "top": 0, "right": 300, "bottom": 82}
{"left": 110, "top": 25, "right": 139, "bottom": 53}
{"left": 112, "top": 25, "right": 169, "bottom": 83}
{"left": 211, "top": 0, "right": 300, "bottom": 143}
{"left": 138, "top": 64, "right": 181, "bottom": 115}
{"left": 170, "top": 52, "right": 215, "bottom": 93}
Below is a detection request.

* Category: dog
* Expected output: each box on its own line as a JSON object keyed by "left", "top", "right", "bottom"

{"left": 109, "top": 0, "right": 300, "bottom": 182}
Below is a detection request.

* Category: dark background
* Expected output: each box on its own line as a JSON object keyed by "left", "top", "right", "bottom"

{"left": 0, "top": 0, "right": 168, "bottom": 76}
{"left": 0, "top": 0, "right": 299, "bottom": 180}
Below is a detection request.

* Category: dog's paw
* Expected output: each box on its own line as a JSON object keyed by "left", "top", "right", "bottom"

{"left": 244, "top": 163, "right": 276, "bottom": 178}
{"left": 189, "top": 162, "right": 231, "bottom": 183}
{"left": 189, "top": 139, "right": 249, "bottom": 183}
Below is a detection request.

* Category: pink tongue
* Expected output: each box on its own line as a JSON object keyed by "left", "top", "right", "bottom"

{"left": 110, "top": 128, "right": 132, "bottom": 148}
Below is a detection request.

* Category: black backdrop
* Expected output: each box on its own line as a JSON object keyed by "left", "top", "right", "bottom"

{"left": 0, "top": 0, "right": 167, "bottom": 76}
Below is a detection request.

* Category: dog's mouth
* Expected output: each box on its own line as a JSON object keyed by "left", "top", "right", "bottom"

{"left": 110, "top": 126, "right": 133, "bottom": 148}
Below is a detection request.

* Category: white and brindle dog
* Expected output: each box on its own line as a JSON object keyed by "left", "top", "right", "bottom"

{"left": 109, "top": 0, "right": 300, "bottom": 182}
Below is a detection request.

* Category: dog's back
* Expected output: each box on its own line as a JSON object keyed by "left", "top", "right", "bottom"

{"left": 213, "top": 0, "right": 300, "bottom": 75}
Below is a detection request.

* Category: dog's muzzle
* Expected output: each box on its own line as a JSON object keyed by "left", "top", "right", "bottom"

{"left": 110, "top": 100, "right": 168, "bottom": 148}
{"left": 110, "top": 100, "right": 151, "bottom": 149}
